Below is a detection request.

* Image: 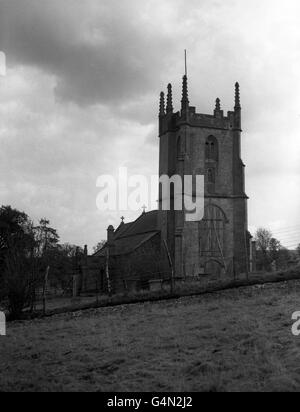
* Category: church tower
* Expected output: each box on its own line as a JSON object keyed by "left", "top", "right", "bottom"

{"left": 158, "top": 73, "right": 249, "bottom": 278}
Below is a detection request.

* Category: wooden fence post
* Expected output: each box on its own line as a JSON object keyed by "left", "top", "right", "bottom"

{"left": 106, "top": 248, "right": 112, "bottom": 297}
{"left": 244, "top": 230, "right": 249, "bottom": 280}
{"left": 163, "top": 239, "right": 175, "bottom": 294}
{"left": 43, "top": 266, "right": 50, "bottom": 316}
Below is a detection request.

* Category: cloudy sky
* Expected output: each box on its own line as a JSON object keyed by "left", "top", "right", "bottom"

{"left": 0, "top": 0, "right": 300, "bottom": 250}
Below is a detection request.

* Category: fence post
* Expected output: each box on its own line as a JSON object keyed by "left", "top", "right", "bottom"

{"left": 244, "top": 230, "right": 249, "bottom": 280}
{"left": 163, "top": 239, "right": 174, "bottom": 294}
{"left": 96, "top": 272, "right": 99, "bottom": 305}
{"left": 233, "top": 257, "right": 237, "bottom": 282}
{"left": 43, "top": 266, "right": 50, "bottom": 316}
{"left": 72, "top": 275, "right": 78, "bottom": 298}
{"left": 106, "top": 248, "right": 112, "bottom": 297}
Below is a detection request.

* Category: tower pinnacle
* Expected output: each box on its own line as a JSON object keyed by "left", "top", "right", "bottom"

{"left": 214, "top": 97, "right": 223, "bottom": 118}
{"left": 235, "top": 82, "right": 241, "bottom": 110}
{"left": 159, "top": 92, "right": 165, "bottom": 116}
{"left": 166, "top": 83, "right": 173, "bottom": 114}
{"left": 181, "top": 75, "right": 189, "bottom": 116}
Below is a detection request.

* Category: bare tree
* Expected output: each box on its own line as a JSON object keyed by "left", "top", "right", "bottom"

{"left": 255, "top": 228, "right": 292, "bottom": 271}
{"left": 255, "top": 228, "right": 272, "bottom": 270}
{"left": 93, "top": 240, "right": 106, "bottom": 254}
{"left": 269, "top": 237, "right": 282, "bottom": 262}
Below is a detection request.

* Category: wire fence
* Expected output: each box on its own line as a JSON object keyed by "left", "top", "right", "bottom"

{"left": 1, "top": 243, "right": 299, "bottom": 317}
{"left": 25, "top": 248, "right": 251, "bottom": 312}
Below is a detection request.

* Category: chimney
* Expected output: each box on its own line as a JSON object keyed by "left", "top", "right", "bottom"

{"left": 107, "top": 225, "right": 115, "bottom": 246}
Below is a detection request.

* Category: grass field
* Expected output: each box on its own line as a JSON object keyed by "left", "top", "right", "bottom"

{"left": 1, "top": 280, "right": 300, "bottom": 392}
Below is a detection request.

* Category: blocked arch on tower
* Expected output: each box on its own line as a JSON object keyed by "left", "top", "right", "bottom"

{"left": 204, "top": 259, "right": 225, "bottom": 276}
{"left": 199, "top": 203, "right": 229, "bottom": 274}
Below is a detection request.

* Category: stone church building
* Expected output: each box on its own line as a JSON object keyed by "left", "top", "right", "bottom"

{"left": 80, "top": 73, "right": 253, "bottom": 294}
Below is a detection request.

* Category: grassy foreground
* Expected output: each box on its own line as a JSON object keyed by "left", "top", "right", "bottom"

{"left": 1, "top": 280, "right": 300, "bottom": 392}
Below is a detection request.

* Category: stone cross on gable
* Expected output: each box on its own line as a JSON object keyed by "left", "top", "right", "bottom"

{"left": 142, "top": 205, "right": 147, "bottom": 214}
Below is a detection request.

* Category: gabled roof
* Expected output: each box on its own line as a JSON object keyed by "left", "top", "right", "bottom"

{"left": 116, "top": 210, "right": 159, "bottom": 239}
{"left": 114, "top": 221, "right": 134, "bottom": 238}
{"left": 93, "top": 210, "right": 160, "bottom": 257}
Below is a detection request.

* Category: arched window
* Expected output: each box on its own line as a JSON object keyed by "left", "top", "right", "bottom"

{"left": 205, "top": 135, "right": 218, "bottom": 162}
{"left": 177, "top": 136, "right": 186, "bottom": 159}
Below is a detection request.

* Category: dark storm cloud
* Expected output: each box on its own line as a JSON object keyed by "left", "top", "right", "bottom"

{"left": 0, "top": 0, "right": 299, "bottom": 247}
{"left": 0, "top": 0, "right": 177, "bottom": 108}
